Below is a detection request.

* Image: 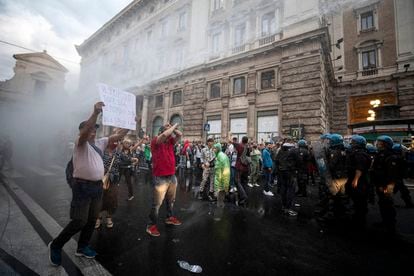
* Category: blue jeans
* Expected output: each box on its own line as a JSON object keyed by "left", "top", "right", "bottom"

{"left": 148, "top": 175, "right": 177, "bottom": 226}
{"left": 263, "top": 168, "right": 272, "bottom": 192}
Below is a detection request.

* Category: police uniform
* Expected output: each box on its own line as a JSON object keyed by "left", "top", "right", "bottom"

{"left": 372, "top": 148, "right": 399, "bottom": 233}
{"left": 347, "top": 146, "right": 371, "bottom": 228}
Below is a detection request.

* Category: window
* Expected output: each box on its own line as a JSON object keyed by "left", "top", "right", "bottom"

{"left": 170, "top": 114, "right": 183, "bottom": 125}
{"left": 212, "top": 33, "right": 220, "bottom": 53}
{"left": 147, "top": 29, "right": 152, "bottom": 42}
{"left": 176, "top": 48, "right": 184, "bottom": 68}
{"left": 261, "top": 70, "right": 275, "bottom": 89}
{"left": 178, "top": 12, "right": 187, "bottom": 31}
{"left": 152, "top": 116, "right": 164, "bottom": 137}
{"left": 155, "top": 95, "right": 163, "bottom": 108}
{"left": 212, "top": 0, "right": 223, "bottom": 10}
{"left": 361, "top": 11, "right": 374, "bottom": 30}
{"left": 234, "top": 24, "right": 246, "bottom": 47}
{"left": 362, "top": 49, "right": 376, "bottom": 69}
{"left": 230, "top": 114, "right": 247, "bottom": 141}
{"left": 233, "top": 77, "right": 245, "bottom": 95}
{"left": 257, "top": 111, "right": 279, "bottom": 143}
{"left": 261, "top": 12, "right": 276, "bottom": 37}
{"left": 207, "top": 115, "right": 222, "bottom": 141}
{"left": 210, "top": 82, "right": 221, "bottom": 99}
{"left": 172, "top": 90, "right": 182, "bottom": 106}
{"left": 161, "top": 20, "right": 169, "bottom": 37}
{"left": 34, "top": 80, "right": 46, "bottom": 97}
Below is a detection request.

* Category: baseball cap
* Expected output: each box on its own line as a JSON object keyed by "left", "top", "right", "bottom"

{"left": 78, "top": 121, "right": 100, "bottom": 130}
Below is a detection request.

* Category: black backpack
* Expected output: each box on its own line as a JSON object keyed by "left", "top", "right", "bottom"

{"left": 65, "top": 142, "right": 103, "bottom": 188}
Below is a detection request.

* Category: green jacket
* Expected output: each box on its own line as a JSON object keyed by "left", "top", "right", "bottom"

{"left": 213, "top": 143, "right": 230, "bottom": 191}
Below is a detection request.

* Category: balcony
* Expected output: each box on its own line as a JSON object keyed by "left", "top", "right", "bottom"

{"left": 259, "top": 34, "right": 276, "bottom": 46}
{"left": 361, "top": 68, "right": 378, "bottom": 76}
{"left": 232, "top": 44, "right": 246, "bottom": 54}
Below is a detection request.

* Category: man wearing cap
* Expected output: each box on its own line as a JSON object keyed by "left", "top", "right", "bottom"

{"left": 49, "top": 102, "right": 129, "bottom": 266}
{"left": 146, "top": 123, "right": 183, "bottom": 237}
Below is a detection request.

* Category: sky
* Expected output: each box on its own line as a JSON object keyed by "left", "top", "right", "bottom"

{"left": 0, "top": 0, "right": 132, "bottom": 92}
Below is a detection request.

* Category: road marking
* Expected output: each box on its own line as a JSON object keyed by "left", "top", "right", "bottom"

{"left": 26, "top": 166, "right": 55, "bottom": 177}
{"left": 2, "top": 169, "right": 24, "bottom": 179}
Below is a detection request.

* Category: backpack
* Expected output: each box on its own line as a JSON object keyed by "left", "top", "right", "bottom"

{"left": 239, "top": 145, "right": 251, "bottom": 165}
{"left": 65, "top": 142, "right": 103, "bottom": 188}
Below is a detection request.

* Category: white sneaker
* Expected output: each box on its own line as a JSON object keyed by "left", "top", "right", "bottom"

{"left": 253, "top": 183, "right": 260, "bottom": 187}
{"left": 247, "top": 183, "right": 254, "bottom": 188}
{"left": 263, "top": 190, "right": 274, "bottom": 196}
{"left": 128, "top": 195, "right": 134, "bottom": 201}
{"left": 287, "top": 209, "right": 298, "bottom": 216}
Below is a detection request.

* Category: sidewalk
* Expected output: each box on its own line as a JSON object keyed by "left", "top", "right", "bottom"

{"left": 0, "top": 171, "right": 111, "bottom": 276}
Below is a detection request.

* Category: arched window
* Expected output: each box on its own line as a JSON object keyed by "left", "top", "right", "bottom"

{"left": 152, "top": 116, "right": 163, "bottom": 137}
{"left": 170, "top": 114, "right": 183, "bottom": 126}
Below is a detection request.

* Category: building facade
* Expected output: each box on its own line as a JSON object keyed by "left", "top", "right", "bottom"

{"left": 329, "top": 0, "right": 414, "bottom": 145}
{"left": 77, "top": 0, "right": 414, "bottom": 144}
{"left": 0, "top": 50, "right": 68, "bottom": 104}
{"left": 76, "top": 0, "right": 337, "bottom": 142}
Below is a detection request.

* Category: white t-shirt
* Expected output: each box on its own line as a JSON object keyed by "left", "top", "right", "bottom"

{"left": 73, "top": 137, "right": 108, "bottom": 181}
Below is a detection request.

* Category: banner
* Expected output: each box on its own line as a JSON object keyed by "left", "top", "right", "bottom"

{"left": 97, "top": 83, "right": 136, "bottom": 130}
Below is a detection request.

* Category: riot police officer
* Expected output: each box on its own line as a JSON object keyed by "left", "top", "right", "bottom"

{"left": 326, "top": 134, "right": 348, "bottom": 219}
{"left": 392, "top": 144, "right": 413, "bottom": 208}
{"left": 372, "top": 135, "right": 398, "bottom": 234}
{"left": 347, "top": 135, "right": 371, "bottom": 229}
{"left": 295, "top": 139, "right": 310, "bottom": 197}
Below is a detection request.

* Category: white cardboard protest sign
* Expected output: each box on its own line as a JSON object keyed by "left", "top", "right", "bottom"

{"left": 97, "top": 83, "right": 136, "bottom": 130}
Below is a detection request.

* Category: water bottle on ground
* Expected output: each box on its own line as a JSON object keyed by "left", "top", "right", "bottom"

{"left": 177, "top": 260, "right": 202, "bottom": 273}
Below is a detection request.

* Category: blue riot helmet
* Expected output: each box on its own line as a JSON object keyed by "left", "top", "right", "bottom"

{"left": 392, "top": 143, "right": 402, "bottom": 153}
{"left": 366, "top": 143, "right": 377, "bottom": 154}
{"left": 350, "top": 135, "right": 367, "bottom": 148}
{"left": 376, "top": 135, "right": 393, "bottom": 150}
{"left": 320, "top": 133, "right": 331, "bottom": 140}
{"left": 328, "top": 134, "right": 344, "bottom": 147}
{"left": 298, "top": 139, "right": 307, "bottom": 147}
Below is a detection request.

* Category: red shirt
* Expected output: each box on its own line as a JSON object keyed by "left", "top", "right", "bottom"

{"left": 151, "top": 136, "right": 176, "bottom": 177}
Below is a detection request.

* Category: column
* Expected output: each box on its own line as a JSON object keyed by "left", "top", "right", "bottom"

{"left": 141, "top": 95, "right": 149, "bottom": 133}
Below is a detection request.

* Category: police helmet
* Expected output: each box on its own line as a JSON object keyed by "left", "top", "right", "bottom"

{"left": 392, "top": 143, "right": 402, "bottom": 153}
{"left": 366, "top": 144, "right": 377, "bottom": 153}
{"left": 376, "top": 135, "right": 393, "bottom": 148}
{"left": 328, "top": 134, "right": 343, "bottom": 147}
{"left": 320, "top": 133, "right": 331, "bottom": 140}
{"left": 298, "top": 139, "right": 307, "bottom": 147}
{"left": 351, "top": 135, "right": 367, "bottom": 147}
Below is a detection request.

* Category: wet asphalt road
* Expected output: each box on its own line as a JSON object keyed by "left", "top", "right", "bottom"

{"left": 11, "top": 165, "right": 414, "bottom": 276}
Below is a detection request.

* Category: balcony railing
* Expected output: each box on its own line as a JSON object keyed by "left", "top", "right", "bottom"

{"left": 361, "top": 68, "right": 378, "bottom": 76}
{"left": 259, "top": 34, "right": 276, "bottom": 46}
{"left": 232, "top": 44, "right": 246, "bottom": 54}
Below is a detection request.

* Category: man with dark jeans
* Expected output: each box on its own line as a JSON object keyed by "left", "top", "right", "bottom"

{"left": 48, "top": 102, "right": 128, "bottom": 266}
{"left": 276, "top": 142, "right": 298, "bottom": 216}
{"left": 230, "top": 136, "right": 249, "bottom": 205}
{"left": 146, "top": 123, "right": 182, "bottom": 237}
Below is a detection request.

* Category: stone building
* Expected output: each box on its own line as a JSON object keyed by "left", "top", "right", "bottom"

{"left": 0, "top": 50, "right": 68, "bottom": 104}
{"left": 76, "top": 0, "right": 336, "bottom": 142}
{"left": 329, "top": 0, "right": 414, "bottom": 144}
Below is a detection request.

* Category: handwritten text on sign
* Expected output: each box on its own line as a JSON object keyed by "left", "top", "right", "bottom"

{"left": 98, "top": 83, "right": 136, "bottom": 130}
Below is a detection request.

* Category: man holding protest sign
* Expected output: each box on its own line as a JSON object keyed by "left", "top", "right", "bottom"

{"left": 146, "top": 123, "right": 183, "bottom": 237}
{"left": 49, "top": 101, "right": 129, "bottom": 266}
